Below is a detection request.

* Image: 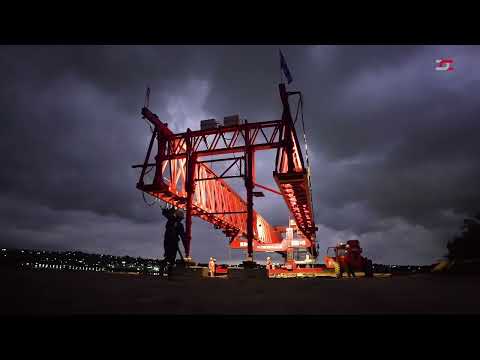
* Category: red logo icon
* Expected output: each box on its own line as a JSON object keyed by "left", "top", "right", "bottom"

{"left": 435, "top": 59, "right": 454, "bottom": 71}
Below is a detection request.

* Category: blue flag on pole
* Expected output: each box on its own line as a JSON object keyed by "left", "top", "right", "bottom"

{"left": 280, "top": 50, "right": 293, "bottom": 84}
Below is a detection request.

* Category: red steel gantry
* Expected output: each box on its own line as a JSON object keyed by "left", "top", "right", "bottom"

{"left": 133, "top": 83, "right": 317, "bottom": 261}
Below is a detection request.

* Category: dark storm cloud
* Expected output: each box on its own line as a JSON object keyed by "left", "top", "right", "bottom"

{"left": 0, "top": 45, "right": 479, "bottom": 263}
{"left": 0, "top": 46, "right": 210, "bottom": 222}
{"left": 305, "top": 46, "right": 480, "bottom": 230}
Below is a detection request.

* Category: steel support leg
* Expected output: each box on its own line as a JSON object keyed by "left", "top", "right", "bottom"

{"left": 185, "top": 131, "right": 196, "bottom": 260}
{"left": 246, "top": 147, "right": 255, "bottom": 261}
{"left": 185, "top": 157, "right": 196, "bottom": 259}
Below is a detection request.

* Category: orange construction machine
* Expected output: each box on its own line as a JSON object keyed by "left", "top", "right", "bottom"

{"left": 324, "top": 240, "right": 373, "bottom": 278}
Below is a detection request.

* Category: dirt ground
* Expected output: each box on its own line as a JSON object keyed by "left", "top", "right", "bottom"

{"left": 2, "top": 268, "right": 480, "bottom": 315}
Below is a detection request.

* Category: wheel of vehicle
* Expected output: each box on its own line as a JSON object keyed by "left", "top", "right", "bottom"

{"left": 334, "top": 261, "right": 342, "bottom": 278}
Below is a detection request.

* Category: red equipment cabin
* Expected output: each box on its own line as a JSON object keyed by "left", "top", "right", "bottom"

{"left": 324, "top": 240, "right": 373, "bottom": 277}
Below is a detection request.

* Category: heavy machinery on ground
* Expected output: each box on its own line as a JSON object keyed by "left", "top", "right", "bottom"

{"left": 324, "top": 240, "right": 373, "bottom": 278}
{"left": 243, "top": 219, "right": 375, "bottom": 278}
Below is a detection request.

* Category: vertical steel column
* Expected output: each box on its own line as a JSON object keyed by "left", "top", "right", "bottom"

{"left": 245, "top": 122, "right": 255, "bottom": 260}
{"left": 185, "top": 128, "right": 196, "bottom": 259}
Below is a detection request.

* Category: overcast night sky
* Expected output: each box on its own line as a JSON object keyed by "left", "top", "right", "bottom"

{"left": 1, "top": 45, "right": 479, "bottom": 265}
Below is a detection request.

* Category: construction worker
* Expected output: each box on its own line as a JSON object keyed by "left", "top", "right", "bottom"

{"left": 266, "top": 256, "right": 273, "bottom": 270}
{"left": 208, "top": 257, "right": 216, "bottom": 277}
{"left": 174, "top": 209, "right": 186, "bottom": 248}
{"left": 161, "top": 207, "right": 185, "bottom": 277}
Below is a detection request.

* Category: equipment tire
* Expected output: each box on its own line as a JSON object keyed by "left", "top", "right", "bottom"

{"left": 334, "top": 261, "right": 342, "bottom": 278}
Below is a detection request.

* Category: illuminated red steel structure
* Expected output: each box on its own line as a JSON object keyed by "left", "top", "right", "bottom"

{"left": 133, "top": 83, "right": 317, "bottom": 259}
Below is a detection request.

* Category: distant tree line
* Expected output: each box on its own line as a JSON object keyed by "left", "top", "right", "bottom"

{"left": 447, "top": 212, "right": 480, "bottom": 261}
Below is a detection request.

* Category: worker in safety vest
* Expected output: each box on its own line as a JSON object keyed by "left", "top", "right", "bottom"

{"left": 266, "top": 256, "right": 273, "bottom": 270}
{"left": 208, "top": 257, "right": 216, "bottom": 277}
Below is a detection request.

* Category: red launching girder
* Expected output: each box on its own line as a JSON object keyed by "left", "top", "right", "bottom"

{"left": 133, "top": 83, "right": 317, "bottom": 259}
